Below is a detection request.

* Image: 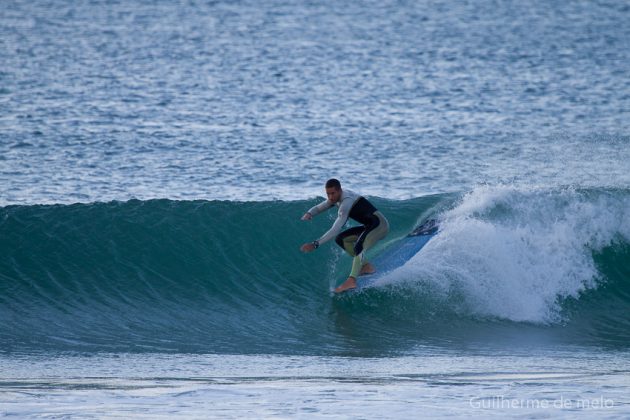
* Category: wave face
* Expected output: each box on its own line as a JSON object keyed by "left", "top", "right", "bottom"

{"left": 1, "top": 187, "right": 629, "bottom": 355}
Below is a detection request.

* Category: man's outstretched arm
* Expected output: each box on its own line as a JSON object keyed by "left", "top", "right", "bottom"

{"left": 301, "top": 200, "right": 333, "bottom": 220}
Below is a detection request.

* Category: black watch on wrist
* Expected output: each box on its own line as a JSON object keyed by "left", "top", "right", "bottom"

{"left": 312, "top": 240, "right": 319, "bottom": 249}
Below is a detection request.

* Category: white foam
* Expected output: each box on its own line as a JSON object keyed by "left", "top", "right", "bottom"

{"left": 393, "top": 185, "right": 630, "bottom": 324}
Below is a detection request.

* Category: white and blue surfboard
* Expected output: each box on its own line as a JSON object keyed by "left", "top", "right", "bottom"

{"left": 341, "top": 219, "right": 439, "bottom": 293}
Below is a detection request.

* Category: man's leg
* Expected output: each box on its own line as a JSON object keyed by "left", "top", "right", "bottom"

{"left": 335, "top": 253, "right": 370, "bottom": 293}
{"left": 335, "top": 226, "right": 374, "bottom": 274}
{"left": 334, "top": 227, "right": 367, "bottom": 293}
{"left": 334, "top": 216, "right": 389, "bottom": 292}
{"left": 335, "top": 227, "right": 364, "bottom": 256}
{"left": 349, "top": 213, "right": 390, "bottom": 278}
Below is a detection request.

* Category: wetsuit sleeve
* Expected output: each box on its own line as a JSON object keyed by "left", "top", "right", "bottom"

{"left": 307, "top": 200, "right": 333, "bottom": 217}
{"left": 316, "top": 198, "right": 351, "bottom": 245}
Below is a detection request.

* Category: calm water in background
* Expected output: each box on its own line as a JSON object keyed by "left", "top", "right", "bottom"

{"left": 1, "top": 0, "right": 629, "bottom": 204}
{"left": 1, "top": 0, "right": 630, "bottom": 418}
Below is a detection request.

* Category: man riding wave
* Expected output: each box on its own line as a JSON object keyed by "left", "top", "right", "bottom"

{"left": 300, "top": 179, "right": 389, "bottom": 293}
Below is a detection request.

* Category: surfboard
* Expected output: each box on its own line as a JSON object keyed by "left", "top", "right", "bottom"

{"left": 336, "top": 219, "right": 439, "bottom": 294}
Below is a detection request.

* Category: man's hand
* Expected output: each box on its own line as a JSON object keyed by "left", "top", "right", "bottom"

{"left": 300, "top": 242, "right": 316, "bottom": 253}
{"left": 301, "top": 212, "right": 312, "bottom": 221}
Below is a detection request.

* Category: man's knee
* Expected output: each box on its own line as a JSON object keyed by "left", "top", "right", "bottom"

{"left": 353, "top": 233, "right": 368, "bottom": 255}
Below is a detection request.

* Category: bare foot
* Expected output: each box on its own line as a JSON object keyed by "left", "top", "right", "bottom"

{"left": 360, "top": 262, "right": 376, "bottom": 276}
{"left": 334, "top": 276, "right": 357, "bottom": 293}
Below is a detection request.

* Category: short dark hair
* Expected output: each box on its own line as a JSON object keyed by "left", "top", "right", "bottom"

{"left": 325, "top": 178, "right": 341, "bottom": 189}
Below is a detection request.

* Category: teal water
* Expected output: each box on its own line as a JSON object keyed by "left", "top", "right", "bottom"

{"left": 2, "top": 187, "right": 629, "bottom": 356}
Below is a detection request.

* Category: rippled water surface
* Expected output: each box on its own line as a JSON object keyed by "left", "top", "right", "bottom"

{"left": 1, "top": 0, "right": 629, "bottom": 203}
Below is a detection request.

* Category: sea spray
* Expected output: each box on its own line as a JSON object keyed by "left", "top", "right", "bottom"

{"left": 385, "top": 186, "right": 630, "bottom": 324}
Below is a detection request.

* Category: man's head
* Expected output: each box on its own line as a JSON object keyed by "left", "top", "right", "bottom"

{"left": 325, "top": 178, "right": 342, "bottom": 203}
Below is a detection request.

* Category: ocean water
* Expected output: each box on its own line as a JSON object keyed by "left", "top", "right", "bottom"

{"left": 1, "top": 0, "right": 630, "bottom": 418}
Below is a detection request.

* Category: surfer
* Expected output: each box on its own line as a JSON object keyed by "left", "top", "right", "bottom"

{"left": 300, "top": 179, "right": 389, "bottom": 293}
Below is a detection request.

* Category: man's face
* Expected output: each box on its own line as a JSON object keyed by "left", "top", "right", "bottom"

{"left": 326, "top": 187, "right": 341, "bottom": 203}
